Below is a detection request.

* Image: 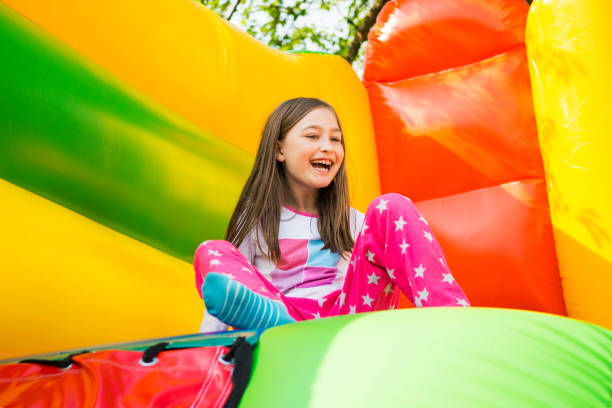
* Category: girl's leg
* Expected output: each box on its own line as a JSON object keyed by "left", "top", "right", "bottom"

{"left": 194, "top": 240, "right": 296, "bottom": 329}
{"left": 330, "top": 193, "right": 470, "bottom": 315}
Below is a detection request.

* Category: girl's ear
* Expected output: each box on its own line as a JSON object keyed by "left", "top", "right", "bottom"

{"left": 276, "top": 141, "right": 285, "bottom": 162}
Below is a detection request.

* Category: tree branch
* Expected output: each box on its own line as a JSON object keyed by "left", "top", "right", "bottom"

{"left": 344, "top": 0, "right": 391, "bottom": 63}
{"left": 345, "top": 16, "right": 359, "bottom": 30}
{"left": 226, "top": 0, "right": 243, "bottom": 20}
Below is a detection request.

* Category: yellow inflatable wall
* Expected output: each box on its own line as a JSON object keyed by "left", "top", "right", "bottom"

{"left": 0, "top": 179, "right": 200, "bottom": 358}
{"left": 527, "top": 0, "right": 612, "bottom": 329}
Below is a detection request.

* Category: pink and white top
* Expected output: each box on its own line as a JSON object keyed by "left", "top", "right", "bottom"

{"left": 238, "top": 206, "right": 365, "bottom": 299}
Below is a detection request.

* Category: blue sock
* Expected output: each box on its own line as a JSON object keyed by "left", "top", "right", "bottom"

{"left": 202, "top": 272, "right": 296, "bottom": 329}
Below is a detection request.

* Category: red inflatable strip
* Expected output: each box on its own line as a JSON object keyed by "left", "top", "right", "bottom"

{"left": 367, "top": 46, "right": 542, "bottom": 202}
{"left": 0, "top": 347, "right": 234, "bottom": 407}
{"left": 364, "top": 0, "right": 528, "bottom": 82}
{"left": 414, "top": 180, "right": 566, "bottom": 314}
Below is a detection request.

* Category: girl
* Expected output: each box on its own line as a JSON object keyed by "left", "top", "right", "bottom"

{"left": 194, "top": 97, "right": 469, "bottom": 332}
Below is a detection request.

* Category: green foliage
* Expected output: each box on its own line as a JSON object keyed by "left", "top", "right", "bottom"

{"left": 198, "top": 0, "right": 375, "bottom": 65}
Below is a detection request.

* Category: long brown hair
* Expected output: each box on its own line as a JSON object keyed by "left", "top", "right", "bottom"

{"left": 225, "top": 97, "right": 354, "bottom": 263}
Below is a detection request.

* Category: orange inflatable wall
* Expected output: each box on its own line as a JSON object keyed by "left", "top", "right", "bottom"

{"left": 363, "top": 0, "right": 566, "bottom": 314}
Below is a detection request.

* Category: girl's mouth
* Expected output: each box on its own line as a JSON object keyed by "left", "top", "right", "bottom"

{"left": 311, "top": 160, "right": 332, "bottom": 172}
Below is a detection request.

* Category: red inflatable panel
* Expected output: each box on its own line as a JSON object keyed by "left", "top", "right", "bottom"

{"left": 364, "top": 0, "right": 566, "bottom": 315}
{"left": 364, "top": 0, "right": 528, "bottom": 82}
{"left": 0, "top": 347, "right": 233, "bottom": 407}
{"left": 416, "top": 180, "right": 565, "bottom": 314}
{"left": 367, "top": 46, "right": 542, "bottom": 201}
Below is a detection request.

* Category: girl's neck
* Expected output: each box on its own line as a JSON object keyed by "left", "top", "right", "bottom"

{"left": 284, "top": 185, "right": 318, "bottom": 215}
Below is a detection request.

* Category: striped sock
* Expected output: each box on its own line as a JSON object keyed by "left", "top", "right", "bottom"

{"left": 202, "top": 272, "right": 295, "bottom": 329}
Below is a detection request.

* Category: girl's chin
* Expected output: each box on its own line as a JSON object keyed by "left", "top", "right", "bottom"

{"left": 312, "top": 179, "right": 334, "bottom": 189}
{"left": 305, "top": 170, "right": 338, "bottom": 189}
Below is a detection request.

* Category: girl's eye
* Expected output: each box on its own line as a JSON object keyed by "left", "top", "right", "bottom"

{"left": 331, "top": 137, "right": 342, "bottom": 142}
{"left": 306, "top": 134, "right": 318, "bottom": 139}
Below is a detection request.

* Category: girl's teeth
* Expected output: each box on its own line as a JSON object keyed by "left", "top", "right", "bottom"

{"left": 312, "top": 162, "right": 330, "bottom": 171}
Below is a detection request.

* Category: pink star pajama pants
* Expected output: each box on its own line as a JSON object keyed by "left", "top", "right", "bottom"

{"left": 194, "top": 193, "right": 470, "bottom": 330}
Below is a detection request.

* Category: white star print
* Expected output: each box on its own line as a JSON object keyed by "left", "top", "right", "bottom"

{"left": 415, "top": 298, "right": 422, "bottom": 307}
{"left": 349, "top": 305, "right": 356, "bottom": 314}
{"left": 361, "top": 223, "right": 369, "bottom": 235}
{"left": 362, "top": 293, "right": 374, "bottom": 307}
{"left": 367, "top": 272, "right": 380, "bottom": 285}
{"left": 424, "top": 231, "right": 433, "bottom": 242}
{"left": 387, "top": 268, "right": 395, "bottom": 279}
{"left": 438, "top": 258, "right": 446, "bottom": 267}
{"left": 418, "top": 215, "right": 428, "bottom": 225}
{"left": 442, "top": 273, "right": 454, "bottom": 284}
{"left": 209, "top": 259, "right": 221, "bottom": 267}
{"left": 312, "top": 312, "right": 322, "bottom": 319}
{"left": 318, "top": 297, "right": 326, "bottom": 307}
{"left": 414, "top": 264, "right": 426, "bottom": 278}
{"left": 339, "top": 292, "right": 346, "bottom": 306}
{"left": 226, "top": 274, "right": 235, "bottom": 280}
{"left": 417, "top": 287, "right": 429, "bottom": 302}
{"left": 366, "top": 250, "right": 375, "bottom": 262}
{"left": 457, "top": 298, "right": 468, "bottom": 306}
{"left": 350, "top": 259, "right": 356, "bottom": 269}
{"left": 241, "top": 267, "right": 252, "bottom": 274}
{"left": 399, "top": 239, "right": 410, "bottom": 254}
{"left": 376, "top": 199, "right": 388, "bottom": 214}
{"left": 383, "top": 283, "right": 393, "bottom": 295}
{"left": 394, "top": 216, "right": 407, "bottom": 231}
{"left": 208, "top": 249, "right": 221, "bottom": 257}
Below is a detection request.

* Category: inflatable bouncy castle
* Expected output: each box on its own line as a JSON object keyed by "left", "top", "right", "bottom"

{"left": 1, "top": 0, "right": 611, "bottom": 406}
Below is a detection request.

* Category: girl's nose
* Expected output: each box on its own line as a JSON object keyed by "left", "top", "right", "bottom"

{"left": 319, "top": 137, "right": 332, "bottom": 151}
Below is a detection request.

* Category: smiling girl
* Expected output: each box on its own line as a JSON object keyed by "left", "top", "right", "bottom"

{"left": 194, "top": 97, "right": 469, "bottom": 332}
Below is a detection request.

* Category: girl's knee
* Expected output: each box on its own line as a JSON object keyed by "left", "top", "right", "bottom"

{"left": 379, "top": 193, "right": 413, "bottom": 207}
{"left": 194, "top": 240, "right": 235, "bottom": 263}
{"left": 366, "top": 193, "right": 419, "bottom": 218}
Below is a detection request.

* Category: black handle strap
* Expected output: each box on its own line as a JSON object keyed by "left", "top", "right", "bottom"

{"left": 141, "top": 342, "right": 170, "bottom": 364}
{"left": 20, "top": 351, "right": 90, "bottom": 369}
{"left": 223, "top": 337, "right": 254, "bottom": 408}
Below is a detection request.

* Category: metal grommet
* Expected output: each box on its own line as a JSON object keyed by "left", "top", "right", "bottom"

{"left": 139, "top": 357, "right": 158, "bottom": 367}
{"left": 218, "top": 354, "right": 234, "bottom": 366}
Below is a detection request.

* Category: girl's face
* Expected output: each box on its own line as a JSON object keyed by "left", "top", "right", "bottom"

{"left": 277, "top": 107, "right": 344, "bottom": 195}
